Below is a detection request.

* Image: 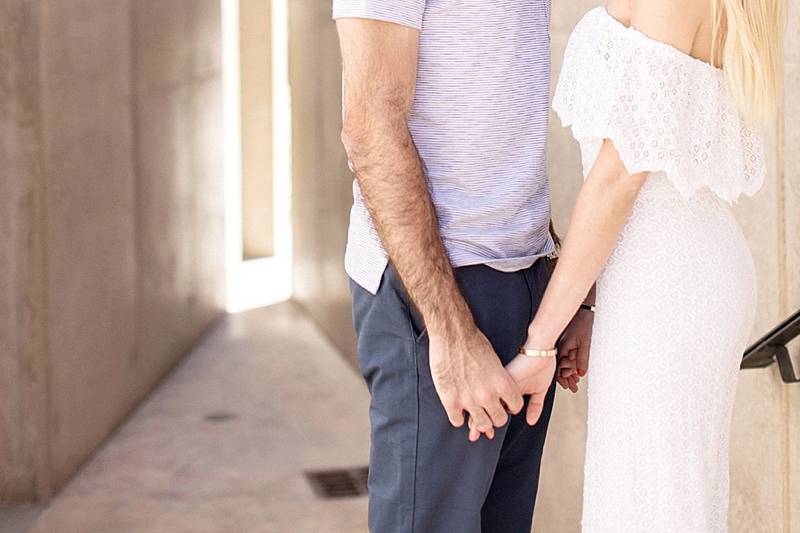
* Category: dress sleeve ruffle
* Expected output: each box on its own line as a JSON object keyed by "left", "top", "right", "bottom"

{"left": 552, "top": 8, "right": 765, "bottom": 203}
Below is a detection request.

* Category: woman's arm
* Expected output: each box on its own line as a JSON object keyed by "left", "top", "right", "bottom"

{"left": 466, "top": 0, "right": 707, "bottom": 437}
{"left": 525, "top": 140, "right": 646, "bottom": 351}
{"left": 500, "top": 140, "right": 648, "bottom": 429}
{"left": 499, "top": 0, "right": 706, "bottom": 430}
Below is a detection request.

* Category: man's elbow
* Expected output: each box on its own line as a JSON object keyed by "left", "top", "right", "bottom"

{"left": 340, "top": 113, "right": 369, "bottom": 162}
{"left": 341, "top": 107, "right": 405, "bottom": 164}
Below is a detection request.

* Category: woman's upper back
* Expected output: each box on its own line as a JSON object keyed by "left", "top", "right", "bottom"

{"left": 607, "top": 0, "right": 786, "bottom": 125}
{"left": 552, "top": 3, "right": 766, "bottom": 203}
{"left": 606, "top": 0, "right": 714, "bottom": 65}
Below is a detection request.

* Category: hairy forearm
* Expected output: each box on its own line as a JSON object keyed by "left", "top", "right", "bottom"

{"left": 343, "top": 116, "right": 473, "bottom": 337}
{"left": 527, "top": 143, "right": 644, "bottom": 348}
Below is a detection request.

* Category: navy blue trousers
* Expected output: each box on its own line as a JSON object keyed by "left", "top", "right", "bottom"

{"left": 350, "top": 260, "right": 557, "bottom": 533}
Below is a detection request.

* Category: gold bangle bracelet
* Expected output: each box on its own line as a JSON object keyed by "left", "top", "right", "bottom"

{"left": 518, "top": 347, "right": 557, "bottom": 358}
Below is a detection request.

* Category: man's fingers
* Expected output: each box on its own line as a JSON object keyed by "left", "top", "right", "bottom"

{"left": 468, "top": 419, "right": 481, "bottom": 442}
{"left": 485, "top": 401, "right": 509, "bottom": 428}
{"left": 444, "top": 401, "right": 465, "bottom": 428}
{"left": 497, "top": 375, "right": 523, "bottom": 414}
{"left": 467, "top": 417, "right": 494, "bottom": 442}
{"left": 500, "top": 389, "right": 524, "bottom": 415}
{"left": 558, "top": 356, "right": 577, "bottom": 375}
{"left": 467, "top": 406, "right": 493, "bottom": 433}
{"left": 526, "top": 392, "right": 547, "bottom": 426}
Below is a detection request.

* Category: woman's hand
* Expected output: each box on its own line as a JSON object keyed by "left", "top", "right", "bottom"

{"left": 506, "top": 354, "right": 557, "bottom": 425}
{"left": 467, "top": 354, "right": 556, "bottom": 441}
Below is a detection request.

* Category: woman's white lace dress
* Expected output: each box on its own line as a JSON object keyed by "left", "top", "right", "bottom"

{"left": 552, "top": 8, "right": 765, "bottom": 533}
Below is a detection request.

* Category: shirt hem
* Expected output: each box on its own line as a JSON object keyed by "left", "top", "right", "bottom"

{"left": 345, "top": 237, "right": 558, "bottom": 296}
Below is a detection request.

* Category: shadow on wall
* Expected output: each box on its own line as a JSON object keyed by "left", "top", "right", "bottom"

{"left": 289, "top": 0, "right": 357, "bottom": 363}
{"left": 1, "top": 0, "right": 226, "bottom": 504}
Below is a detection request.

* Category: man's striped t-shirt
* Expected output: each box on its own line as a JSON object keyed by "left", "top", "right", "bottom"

{"left": 334, "top": 0, "right": 556, "bottom": 294}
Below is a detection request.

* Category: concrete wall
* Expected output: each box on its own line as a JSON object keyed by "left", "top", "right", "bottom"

{"left": 240, "top": 0, "right": 273, "bottom": 259}
{"left": 289, "top": 0, "right": 356, "bottom": 360}
{"left": 0, "top": 0, "right": 50, "bottom": 502}
{"left": 539, "top": 2, "right": 800, "bottom": 532}
{"left": 0, "top": 0, "right": 225, "bottom": 503}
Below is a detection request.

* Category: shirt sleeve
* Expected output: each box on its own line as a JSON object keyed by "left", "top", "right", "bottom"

{"left": 333, "top": 0, "right": 426, "bottom": 30}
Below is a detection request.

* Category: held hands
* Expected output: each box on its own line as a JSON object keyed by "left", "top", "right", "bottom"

{"left": 556, "top": 308, "right": 593, "bottom": 393}
{"left": 467, "top": 352, "right": 557, "bottom": 441}
{"left": 429, "top": 325, "right": 525, "bottom": 439}
{"left": 466, "top": 309, "right": 594, "bottom": 441}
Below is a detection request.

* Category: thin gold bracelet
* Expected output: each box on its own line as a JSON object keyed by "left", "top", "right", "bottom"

{"left": 518, "top": 347, "right": 558, "bottom": 358}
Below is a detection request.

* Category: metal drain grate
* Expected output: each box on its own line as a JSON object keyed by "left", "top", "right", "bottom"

{"left": 305, "top": 466, "right": 369, "bottom": 499}
{"left": 204, "top": 412, "right": 237, "bottom": 423}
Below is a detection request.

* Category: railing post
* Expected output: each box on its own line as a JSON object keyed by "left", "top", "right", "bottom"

{"left": 774, "top": 345, "right": 800, "bottom": 384}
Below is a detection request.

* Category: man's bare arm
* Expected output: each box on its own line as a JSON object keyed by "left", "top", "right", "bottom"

{"left": 338, "top": 19, "right": 465, "bottom": 347}
{"left": 336, "top": 18, "right": 523, "bottom": 435}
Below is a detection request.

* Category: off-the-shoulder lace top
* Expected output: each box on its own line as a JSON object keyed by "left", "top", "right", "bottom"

{"left": 552, "top": 7, "right": 765, "bottom": 203}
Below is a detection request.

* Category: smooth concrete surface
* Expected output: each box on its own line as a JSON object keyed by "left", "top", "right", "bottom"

{"left": 8, "top": 304, "right": 370, "bottom": 533}
{"left": 781, "top": 4, "right": 800, "bottom": 530}
{"left": 40, "top": 0, "right": 139, "bottom": 494}
{"left": 0, "top": 505, "right": 43, "bottom": 533}
{"left": 289, "top": 0, "right": 357, "bottom": 363}
{"left": 240, "top": 0, "right": 274, "bottom": 259}
{"left": 0, "top": 0, "right": 50, "bottom": 503}
{"left": 1, "top": 0, "right": 225, "bottom": 502}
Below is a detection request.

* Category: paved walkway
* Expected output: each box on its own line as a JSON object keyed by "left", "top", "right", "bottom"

{"left": 2, "top": 303, "right": 370, "bottom": 533}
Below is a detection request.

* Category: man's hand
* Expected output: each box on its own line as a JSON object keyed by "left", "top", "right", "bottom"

{"left": 556, "top": 308, "right": 593, "bottom": 393}
{"left": 430, "top": 326, "right": 524, "bottom": 440}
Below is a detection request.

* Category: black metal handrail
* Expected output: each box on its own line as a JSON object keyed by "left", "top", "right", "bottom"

{"left": 741, "top": 309, "right": 800, "bottom": 383}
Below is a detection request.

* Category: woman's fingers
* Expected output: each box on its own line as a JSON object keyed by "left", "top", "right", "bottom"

{"left": 468, "top": 416, "right": 495, "bottom": 442}
{"left": 526, "top": 391, "right": 547, "bottom": 426}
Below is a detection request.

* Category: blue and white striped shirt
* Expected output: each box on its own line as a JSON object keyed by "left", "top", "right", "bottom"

{"left": 334, "top": 0, "right": 556, "bottom": 294}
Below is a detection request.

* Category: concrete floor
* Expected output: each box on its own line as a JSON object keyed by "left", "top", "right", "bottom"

{"left": 1, "top": 303, "right": 370, "bottom": 533}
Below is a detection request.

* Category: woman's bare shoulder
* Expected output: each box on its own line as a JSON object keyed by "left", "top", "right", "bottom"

{"left": 607, "top": 0, "right": 708, "bottom": 54}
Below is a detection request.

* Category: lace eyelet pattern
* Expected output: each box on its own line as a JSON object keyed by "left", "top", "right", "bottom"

{"left": 552, "top": 7, "right": 766, "bottom": 203}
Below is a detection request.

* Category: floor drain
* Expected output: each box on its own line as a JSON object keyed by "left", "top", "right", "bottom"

{"left": 204, "top": 412, "right": 237, "bottom": 423}
{"left": 305, "top": 466, "right": 369, "bottom": 499}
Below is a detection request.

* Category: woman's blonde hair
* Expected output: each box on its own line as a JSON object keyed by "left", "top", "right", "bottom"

{"left": 712, "top": 0, "right": 786, "bottom": 126}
